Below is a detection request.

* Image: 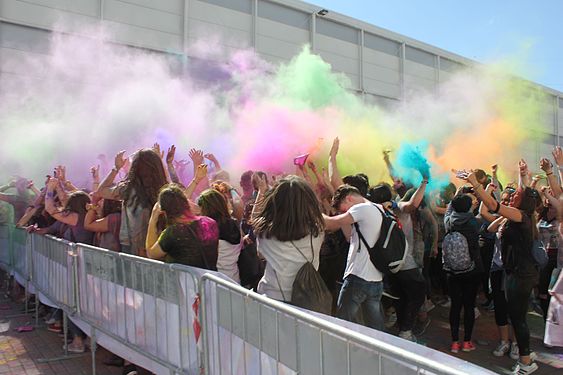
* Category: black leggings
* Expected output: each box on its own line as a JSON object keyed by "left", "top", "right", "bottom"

{"left": 490, "top": 270, "right": 509, "bottom": 326}
{"left": 389, "top": 268, "right": 426, "bottom": 332}
{"left": 447, "top": 272, "right": 481, "bottom": 341}
{"left": 506, "top": 273, "right": 537, "bottom": 356}
{"left": 538, "top": 250, "right": 558, "bottom": 320}
{"left": 479, "top": 239, "right": 495, "bottom": 300}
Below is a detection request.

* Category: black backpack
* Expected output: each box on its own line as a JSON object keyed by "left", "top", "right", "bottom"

{"left": 354, "top": 204, "right": 407, "bottom": 274}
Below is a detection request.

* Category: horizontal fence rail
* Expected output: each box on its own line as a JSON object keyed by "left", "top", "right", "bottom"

{"left": 1, "top": 228, "right": 495, "bottom": 375}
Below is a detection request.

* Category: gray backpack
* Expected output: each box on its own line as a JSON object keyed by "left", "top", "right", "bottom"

{"left": 442, "top": 231, "right": 475, "bottom": 274}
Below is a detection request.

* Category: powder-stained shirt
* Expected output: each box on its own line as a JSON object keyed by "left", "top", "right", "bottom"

{"left": 158, "top": 216, "right": 219, "bottom": 270}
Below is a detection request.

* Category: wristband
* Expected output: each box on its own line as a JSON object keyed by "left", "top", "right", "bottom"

{"left": 546, "top": 172, "right": 553, "bottom": 176}
{"left": 421, "top": 180, "right": 429, "bottom": 185}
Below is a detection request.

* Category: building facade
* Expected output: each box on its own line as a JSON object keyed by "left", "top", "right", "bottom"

{"left": 1, "top": 0, "right": 561, "bottom": 164}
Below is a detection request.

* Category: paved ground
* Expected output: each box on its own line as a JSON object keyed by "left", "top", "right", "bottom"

{"left": 1, "top": 287, "right": 562, "bottom": 374}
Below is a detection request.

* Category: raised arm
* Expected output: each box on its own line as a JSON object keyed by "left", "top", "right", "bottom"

{"left": 250, "top": 173, "right": 269, "bottom": 222}
{"left": 44, "top": 178, "right": 78, "bottom": 226}
{"left": 328, "top": 137, "right": 343, "bottom": 190}
{"left": 487, "top": 216, "right": 507, "bottom": 233}
{"left": 96, "top": 150, "right": 126, "bottom": 200}
{"left": 540, "top": 157, "right": 563, "bottom": 198}
{"left": 84, "top": 203, "right": 110, "bottom": 232}
{"left": 383, "top": 149, "right": 397, "bottom": 180}
{"left": 204, "top": 153, "right": 221, "bottom": 171}
{"left": 518, "top": 159, "right": 530, "bottom": 188}
{"left": 478, "top": 183, "right": 498, "bottom": 223}
{"left": 398, "top": 176, "right": 429, "bottom": 213}
{"left": 146, "top": 202, "right": 167, "bottom": 260}
{"left": 552, "top": 146, "right": 563, "bottom": 195}
{"left": 166, "top": 145, "right": 180, "bottom": 184}
{"left": 184, "top": 164, "right": 208, "bottom": 200}
{"left": 458, "top": 170, "right": 523, "bottom": 223}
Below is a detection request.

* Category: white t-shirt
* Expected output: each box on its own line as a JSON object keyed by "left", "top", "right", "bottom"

{"left": 257, "top": 233, "right": 325, "bottom": 301}
{"left": 344, "top": 203, "right": 383, "bottom": 282}
{"left": 217, "top": 240, "right": 242, "bottom": 284}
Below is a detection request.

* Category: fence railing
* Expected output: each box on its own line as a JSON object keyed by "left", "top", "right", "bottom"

{"left": 1, "top": 227, "right": 496, "bottom": 375}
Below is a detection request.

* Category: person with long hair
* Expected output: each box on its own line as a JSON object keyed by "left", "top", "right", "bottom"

{"left": 459, "top": 166, "right": 541, "bottom": 375}
{"left": 84, "top": 198, "right": 122, "bottom": 252}
{"left": 198, "top": 188, "right": 242, "bottom": 283}
{"left": 146, "top": 184, "right": 219, "bottom": 269}
{"left": 251, "top": 175, "right": 325, "bottom": 302}
{"left": 96, "top": 149, "right": 168, "bottom": 257}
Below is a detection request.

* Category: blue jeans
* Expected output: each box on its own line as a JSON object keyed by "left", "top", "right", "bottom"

{"left": 336, "top": 275, "right": 384, "bottom": 331}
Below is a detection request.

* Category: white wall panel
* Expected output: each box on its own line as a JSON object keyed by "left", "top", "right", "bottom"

{"left": 103, "top": 0, "right": 182, "bottom": 35}
{"left": 0, "top": 0, "right": 99, "bottom": 33}
{"left": 364, "top": 77, "right": 400, "bottom": 99}
{"left": 118, "top": 0, "right": 183, "bottom": 15}
{"left": 363, "top": 48, "right": 400, "bottom": 73}
{"left": 19, "top": 0, "right": 99, "bottom": 17}
{"left": 315, "top": 34, "right": 358, "bottom": 60}
{"left": 257, "top": 18, "right": 309, "bottom": 46}
{"left": 404, "top": 60, "right": 435, "bottom": 80}
{"left": 0, "top": 47, "right": 50, "bottom": 77}
{"left": 257, "top": 35, "right": 303, "bottom": 62}
{"left": 363, "top": 63, "right": 399, "bottom": 85}
{"left": 189, "top": 0, "right": 252, "bottom": 32}
{"left": 103, "top": 20, "right": 182, "bottom": 51}
{"left": 188, "top": 19, "right": 251, "bottom": 49}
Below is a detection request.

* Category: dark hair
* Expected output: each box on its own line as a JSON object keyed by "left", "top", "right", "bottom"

{"left": 252, "top": 175, "right": 324, "bottom": 241}
{"left": 474, "top": 169, "right": 487, "bottom": 181}
{"left": 451, "top": 194, "right": 472, "bottom": 213}
{"left": 518, "top": 187, "right": 541, "bottom": 216}
{"left": 440, "top": 183, "right": 457, "bottom": 202}
{"left": 240, "top": 170, "right": 253, "bottom": 186}
{"left": 342, "top": 174, "right": 369, "bottom": 197}
{"left": 64, "top": 191, "right": 90, "bottom": 215}
{"left": 158, "top": 184, "right": 191, "bottom": 223}
{"left": 198, "top": 189, "right": 230, "bottom": 224}
{"left": 331, "top": 184, "right": 362, "bottom": 209}
{"left": 102, "top": 199, "right": 122, "bottom": 217}
{"left": 368, "top": 183, "right": 393, "bottom": 204}
{"left": 121, "top": 149, "right": 167, "bottom": 210}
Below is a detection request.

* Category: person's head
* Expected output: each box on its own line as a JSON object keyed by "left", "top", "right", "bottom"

{"left": 123, "top": 149, "right": 168, "bottom": 209}
{"left": 342, "top": 174, "right": 369, "bottom": 197}
{"left": 368, "top": 183, "right": 393, "bottom": 204}
{"left": 467, "top": 193, "right": 479, "bottom": 212}
{"left": 158, "top": 184, "right": 191, "bottom": 223}
{"left": 64, "top": 191, "right": 91, "bottom": 215}
{"left": 252, "top": 175, "right": 324, "bottom": 241}
{"left": 198, "top": 188, "right": 230, "bottom": 223}
{"left": 500, "top": 188, "right": 515, "bottom": 206}
{"left": 240, "top": 170, "right": 254, "bottom": 194}
{"left": 102, "top": 199, "right": 122, "bottom": 218}
{"left": 252, "top": 171, "right": 268, "bottom": 191}
{"left": 451, "top": 194, "right": 473, "bottom": 213}
{"left": 15, "top": 177, "right": 29, "bottom": 194}
{"left": 332, "top": 184, "right": 365, "bottom": 213}
{"left": 509, "top": 187, "right": 541, "bottom": 216}
{"left": 440, "top": 183, "right": 457, "bottom": 203}
{"left": 392, "top": 177, "right": 409, "bottom": 198}
{"left": 474, "top": 169, "right": 488, "bottom": 185}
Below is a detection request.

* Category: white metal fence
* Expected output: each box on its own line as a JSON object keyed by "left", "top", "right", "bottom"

{"left": 0, "top": 228, "right": 496, "bottom": 375}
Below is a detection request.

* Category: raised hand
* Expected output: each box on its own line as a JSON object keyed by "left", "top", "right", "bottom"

{"left": 194, "top": 164, "right": 208, "bottom": 181}
{"left": 114, "top": 150, "right": 127, "bottom": 171}
{"left": 552, "top": 146, "right": 563, "bottom": 166}
{"left": 491, "top": 164, "right": 498, "bottom": 174}
{"left": 46, "top": 177, "right": 59, "bottom": 191}
{"left": 518, "top": 159, "right": 528, "bottom": 176}
{"left": 329, "top": 137, "right": 339, "bottom": 158}
{"left": 189, "top": 148, "right": 204, "bottom": 166}
{"left": 307, "top": 160, "right": 318, "bottom": 172}
{"left": 540, "top": 157, "right": 553, "bottom": 173}
{"left": 166, "top": 145, "right": 176, "bottom": 165}
{"left": 90, "top": 165, "right": 100, "bottom": 181}
{"left": 153, "top": 143, "right": 164, "bottom": 159}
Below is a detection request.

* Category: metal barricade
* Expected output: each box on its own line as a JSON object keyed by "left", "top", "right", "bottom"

{"left": 0, "top": 224, "right": 13, "bottom": 272}
{"left": 76, "top": 244, "right": 203, "bottom": 375}
{"left": 200, "top": 273, "right": 496, "bottom": 375}
{"left": 12, "top": 227, "right": 30, "bottom": 287}
{"left": 30, "top": 233, "right": 77, "bottom": 312}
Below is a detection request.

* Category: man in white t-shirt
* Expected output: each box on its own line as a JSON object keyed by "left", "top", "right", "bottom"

{"left": 323, "top": 185, "right": 385, "bottom": 330}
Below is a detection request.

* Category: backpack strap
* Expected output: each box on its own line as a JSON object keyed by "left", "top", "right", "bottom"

{"left": 290, "top": 235, "right": 314, "bottom": 264}
{"left": 353, "top": 222, "right": 370, "bottom": 253}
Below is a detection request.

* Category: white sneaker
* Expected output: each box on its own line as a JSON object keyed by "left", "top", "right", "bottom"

{"left": 439, "top": 297, "right": 451, "bottom": 308}
{"left": 510, "top": 342, "right": 519, "bottom": 360}
{"left": 511, "top": 361, "right": 538, "bottom": 374}
{"left": 474, "top": 307, "right": 481, "bottom": 320}
{"left": 493, "top": 341, "right": 510, "bottom": 357}
{"left": 398, "top": 330, "right": 416, "bottom": 342}
{"left": 421, "top": 299, "right": 435, "bottom": 313}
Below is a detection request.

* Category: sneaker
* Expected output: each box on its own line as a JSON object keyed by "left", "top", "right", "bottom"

{"left": 462, "top": 341, "right": 476, "bottom": 352}
{"left": 412, "top": 318, "right": 431, "bottom": 336}
{"left": 439, "top": 298, "right": 451, "bottom": 308}
{"left": 45, "top": 317, "right": 56, "bottom": 325}
{"left": 450, "top": 342, "right": 461, "bottom": 353}
{"left": 62, "top": 343, "right": 85, "bottom": 353}
{"left": 123, "top": 364, "right": 138, "bottom": 375}
{"left": 421, "top": 299, "right": 435, "bottom": 313}
{"left": 511, "top": 361, "right": 538, "bottom": 375}
{"left": 493, "top": 341, "right": 511, "bottom": 357}
{"left": 474, "top": 307, "right": 481, "bottom": 320}
{"left": 510, "top": 342, "right": 519, "bottom": 360}
{"left": 47, "top": 323, "right": 62, "bottom": 333}
{"left": 382, "top": 290, "right": 400, "bottom": 300}
{"left": 398, "top": 330, "right": 416, "bottom": 342}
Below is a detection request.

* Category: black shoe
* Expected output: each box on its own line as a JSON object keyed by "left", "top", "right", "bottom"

{"left": 104, "top": 354, "right": 124, "bottom": 367}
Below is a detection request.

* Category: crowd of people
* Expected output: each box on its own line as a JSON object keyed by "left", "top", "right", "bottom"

{"left": 1, "top": 138, "right": 562, "bottom": 375}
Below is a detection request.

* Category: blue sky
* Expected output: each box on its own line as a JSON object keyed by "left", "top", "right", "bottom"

{"left": 313, "top": 0, "right": 563, "bottom": 93}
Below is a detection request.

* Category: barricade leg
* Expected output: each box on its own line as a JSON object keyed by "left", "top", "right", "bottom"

{"left": 90, "top": 326, "right": 97, "bottom": 375}
{"left": 37, "top": 311, "right": 88, "bottom": 363}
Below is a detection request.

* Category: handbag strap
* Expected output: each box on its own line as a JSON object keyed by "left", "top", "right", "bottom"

{"left": 273, "top": 235, "right": 314, "bottom": 302}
